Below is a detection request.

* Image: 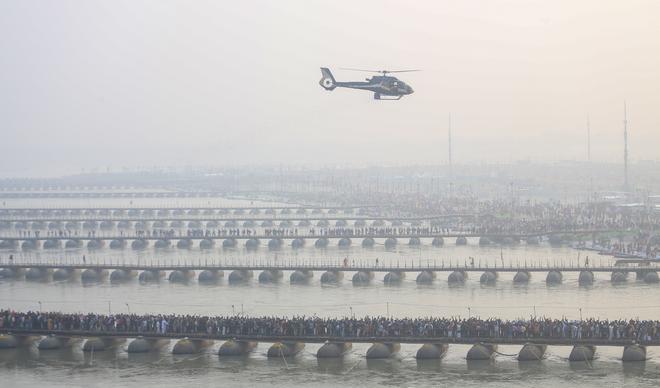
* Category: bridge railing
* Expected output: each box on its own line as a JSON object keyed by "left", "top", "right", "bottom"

{"left": 0, "top": 215, "right": 449, "bottom": 222}
{"left": 1, "top": 254, "right": 657, "bottom": 272}
{"left": 0, "top": 228, "right": 628, "bottom": 240}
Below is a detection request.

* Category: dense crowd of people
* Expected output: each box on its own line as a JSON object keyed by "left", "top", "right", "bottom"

{"left": 470, "top": 203, "right": 656, "bottom": 235}
{"left": 1, "top": 200, "right": 658, "bottom": 257}
{"left": 1, "top": 310, "right": 658, "bottom": 343}
{"left": 3, "top": 201, "right": 658, "bottom": 236}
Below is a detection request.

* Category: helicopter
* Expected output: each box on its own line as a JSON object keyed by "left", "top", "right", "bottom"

{"left": 319, "top": 67, "right": 416, "bottom": 100}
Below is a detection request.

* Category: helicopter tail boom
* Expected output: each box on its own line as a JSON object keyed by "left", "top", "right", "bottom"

{"left": 319, "top": 67, "right": 336, "bottom": 90}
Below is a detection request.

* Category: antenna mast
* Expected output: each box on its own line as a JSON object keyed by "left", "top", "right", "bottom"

{"left": 587, "top": 114, "right": 593, "bottom": 202}
{"left": 447, "top": 113, "right": 454, "bottom": 197}
{"left": 448, "top": 113, "right": 452, "bottom": 175}
{"left": 587, "top": 115, "right": 591, "bottom": 162}
{"left": 448, "top": 113, "right": 453, "bottom": 197}
{"left": 623, "top": 101, "right": 629, "bottom": 191}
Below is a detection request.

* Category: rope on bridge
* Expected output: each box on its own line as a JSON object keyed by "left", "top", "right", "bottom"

{"left": 398, "top": 350, "right": 416, "bottom": 361}
{"left": 493, "top": 349, "right": 518, "bottom": 357}
{"left": 279, "top": 347, "right": 290, "bottom": 370}
{"left": 549, "top": 348, "right": 594, "bottom": 368}
{"left": 154, "top": 354, "right": 174, "bottom": 366}
{"left": 343, "top": 357, "right": 362, "bottom": 375}
{"left": 581, "top": 347, "right": 594, "bottom": 369}
{"left": 495, "top": 346, "right": 594, "bottom": 366}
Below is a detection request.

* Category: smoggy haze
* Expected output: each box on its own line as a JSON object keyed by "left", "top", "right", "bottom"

{"left": 1, "top": 0, "right": 659, "bottom": 176}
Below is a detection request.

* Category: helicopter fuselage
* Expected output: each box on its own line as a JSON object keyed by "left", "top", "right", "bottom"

{"left": 334, "top": 76, "right": 414, "bottom": 98}
{"left": 319, "top": 68, "right": 414, "bottom": 100}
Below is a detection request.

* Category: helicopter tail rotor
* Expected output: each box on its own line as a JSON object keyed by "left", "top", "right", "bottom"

{"left": 319, "top": 67, "right": 337, "bottom": 90}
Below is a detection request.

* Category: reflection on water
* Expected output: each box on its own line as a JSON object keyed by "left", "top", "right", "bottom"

{"left": 0, "top": 344, "right": 659, "bottom": 387}
{"left": 316, "top": 357, "right": 346, "bottom": 374}
{"left": 465, "top": 359, "right": 497, "bottom": 373}
{"left": 622, "top": 361, "right": 646, "bottom": 377}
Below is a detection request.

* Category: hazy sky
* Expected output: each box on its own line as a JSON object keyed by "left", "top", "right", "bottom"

{"left": 1, "top": 0, "right": 659, "bottom": 176}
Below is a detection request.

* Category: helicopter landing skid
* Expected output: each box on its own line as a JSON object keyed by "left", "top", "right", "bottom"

{"left": 374, "top": 93, "right": 402, "bottom": 100}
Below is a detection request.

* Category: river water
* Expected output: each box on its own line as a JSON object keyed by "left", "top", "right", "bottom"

{"left": 1, "top": 198, "right": 659, "bottom": 387}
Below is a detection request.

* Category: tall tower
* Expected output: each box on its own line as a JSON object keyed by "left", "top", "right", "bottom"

{"left": 623, "top": 101, "right": 629, "bottom": 191}
{"left": 587, "top": 114, "right": 593, "bottom": 202}
{"left": 587, "top": 115, "right": 591, "bottom": 162}
{"left": 448, "top": 113, "right": 453, "bottom": 197}
{"left": 447, "top": 113, "right": 454, "bottom": 198}
{"left": 448, "top": 113, "right": 452, "bottom": 175}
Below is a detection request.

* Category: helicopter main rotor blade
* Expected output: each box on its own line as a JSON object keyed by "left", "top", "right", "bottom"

{"left": 339, "top": 67, "right": 383, "bottom": 73}
{"left": 339, "top": 67, "right": 421, "bottom": 74}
